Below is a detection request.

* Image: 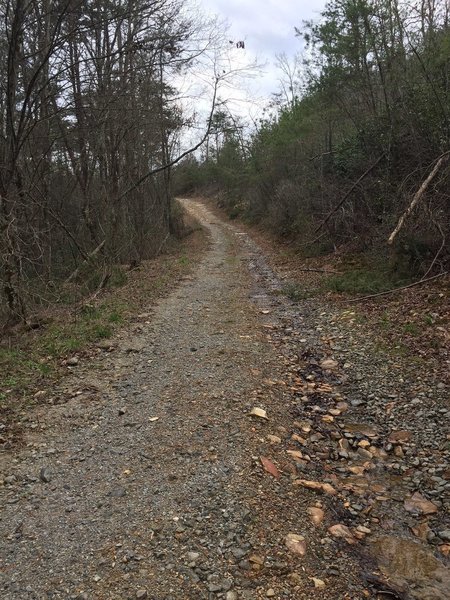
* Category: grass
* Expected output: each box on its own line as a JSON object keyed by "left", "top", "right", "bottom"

{"left": 0, "top": 305, "right": 123, "bottom": 400}
{"left": 108, "top": 310, "right": 123, "bottom": 324}
{"left": 281, "top": 282, "right": 314, "bottom": 302}
{"left": 424, "top": 314, "right": 434, "bottom": 326}
{"left": 38, "top": 304, "right": 122, "bottom": 358}
{"left": 0, "top": 224, "right": 208, "bottom": 425}
{"left": 324, "top": 266, "right": 411, "bottom": 295}
{"left": 373, "top": 339, "right": 425, "bottom": 362}
{"left": 378, "top": 311, "right": 392, "bottom": 331}
{"left": 402, "top": 322, "right": 420, "bottom": 336}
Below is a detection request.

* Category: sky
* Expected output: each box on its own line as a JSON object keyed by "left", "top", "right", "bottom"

{"left": 174, "top": 0, "right": 327, "bottom": 149}
{"left": 198, "top": 0, "right": 326, "bottom": 109}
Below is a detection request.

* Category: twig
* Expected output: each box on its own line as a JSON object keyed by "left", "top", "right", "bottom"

{"left": 298, "top": 230, "right": 327, "bottom": 248}
{"left": 30, "top": 194, "right": 90, "bottom": 262}
{"left": 89, "top": 270, "right": 110, "bottom": 302}
{"left": 74, "top": 269, "right": 111, "bottom": 311}
{"left": 388, "top": 152, "right": 449, "bottom": 245}
{"left": 314, "top": 154, "right": 385, "bottom": 234}
{"left": 155, "top": 232, "right": 170, "bottom": 257}
{"left": 345, "top": 272, "right": 448, "bottom": 303}
{"left": 309, "top": 150, "right": 334, "bottom": 162}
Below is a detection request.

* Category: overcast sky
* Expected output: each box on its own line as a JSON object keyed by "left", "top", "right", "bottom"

{"left": 176, "top": 0, "right": 327, "bottom": 147}
{"left": 198, "top": 0, "right": 326, "bottom": 106}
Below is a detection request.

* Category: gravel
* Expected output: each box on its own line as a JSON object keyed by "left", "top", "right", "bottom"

{"left": 1, "top": 199, "right": 447, "bottom": 599}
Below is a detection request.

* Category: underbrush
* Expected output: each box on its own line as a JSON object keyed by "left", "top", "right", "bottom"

{"left": 324, "top": 266, "right": 412, "bottom": 295}
{"left": 0, "top": 300, "right": 129, "bottom": 402}
{"left": 280, "top": 282, "right": 316, "bottom": 301}
{"left": 0, "top": 215, "right": 207, "bottom": 422}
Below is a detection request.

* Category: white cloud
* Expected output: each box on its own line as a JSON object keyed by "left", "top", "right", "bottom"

{"left": 175, "top": 0, "right": 326, "bottom": 149}
{"left": 198, "top": 0, "right": 325, "bottom": 104}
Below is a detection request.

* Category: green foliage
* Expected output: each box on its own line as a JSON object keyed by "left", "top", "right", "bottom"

{"left": 281, "top": 283, "right": 312, "bottom": 301}
{"left": 325, "top": 266, "right": 410, "bottom": 295}
{"left": 0, "top": 347, "right": 55, "bottom": 398}
{"left": 178, "top": 0, "right": 449, "bottom": 281}
{"left": 424, "top": 314, "right": 434, "bottom": 326}
{"left": 402, "top": 322, "right": 420, "bottom": 336}
{"left": 108, "top": 310, "right": 123, "bottom": 324}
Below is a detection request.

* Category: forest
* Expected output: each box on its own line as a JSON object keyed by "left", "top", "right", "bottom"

{"left": 176, "top": 0, "right": 449, "bottom": 292}
{"left": 0, "top": 0, "right": 224, "bottom": 327}
{"left": 1, "top": 0, "right": 449, "bottom": 328}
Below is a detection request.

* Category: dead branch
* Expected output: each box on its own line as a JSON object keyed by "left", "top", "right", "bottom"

{"left": 388, "top": 153, "right": 449, "bottom": 245}
{"left": 65, "top": 239, "right": 106, "bottom": 284}
{"left": 298, "top": 230, "right": 327, "bottom": 248}
{"left": 309, "top": 150, "right": 334, "bottom": 162}
{"left": 88, "top": 270, "right": 110, "bottom": 302}
{"left": 30, "top": 194, "right": 90, "bottom": 262}
{"left": 345, "top": 272, "right": 448, "bottom": 303}
{"left": 74, "top": 269, "right": 111, "bottom": 312}
{"left": 314, "top": 154, "right": 385, "bottom": 234}
{"left": 155, "top": 232, "right": 170, "bottom": 257}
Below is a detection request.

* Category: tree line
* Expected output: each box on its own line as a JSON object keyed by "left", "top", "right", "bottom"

{"left": 177, "top": 0, "right": 449, "bottom": 284}
{"left": 0, "top": 0, "right": 222, "bottom": 326}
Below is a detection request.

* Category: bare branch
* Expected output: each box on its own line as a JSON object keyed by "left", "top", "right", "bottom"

{"left": 117, "top": 77, "right": 220, "bottom": 202}
{"left": 388, "top": 153, "right": 449, "bottom": 245}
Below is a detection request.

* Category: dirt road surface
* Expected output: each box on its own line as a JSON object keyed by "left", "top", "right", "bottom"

{"left": 1, "top": 200, "right": 448, "bottom": 600}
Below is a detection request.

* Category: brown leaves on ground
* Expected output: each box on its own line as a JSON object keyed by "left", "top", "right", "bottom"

{"left": 260, "top": 456, "right": 280, "bottom": 479}
{"left": 357, "top": 278, "right": 449, "bottom": 382}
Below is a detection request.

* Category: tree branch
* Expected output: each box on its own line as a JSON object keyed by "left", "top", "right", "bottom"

{"left": 388, "top": 152, "right": 449, "bottom": 245}
{"left": 117, "top": 77, "right": 220, "bottom": 203}
{"left": 346, "top": 272, "right": 448, "bottom": 303}
{"left": 314, "top": 154, "right": 385, "bottom": 234}
{"left": 65, "top": 240, "right": 106, "bottom": 284}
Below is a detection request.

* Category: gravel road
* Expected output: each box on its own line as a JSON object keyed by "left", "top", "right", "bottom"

{"left": 1, "top": 200, "right": 448, "bottom": 600}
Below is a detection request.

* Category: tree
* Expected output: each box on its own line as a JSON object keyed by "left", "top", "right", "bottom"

{"left": 0, "top": 0, "right": 228, "bottom": 325}
{"left": 194, "top": 0, "right": 449, "bottom": 276}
